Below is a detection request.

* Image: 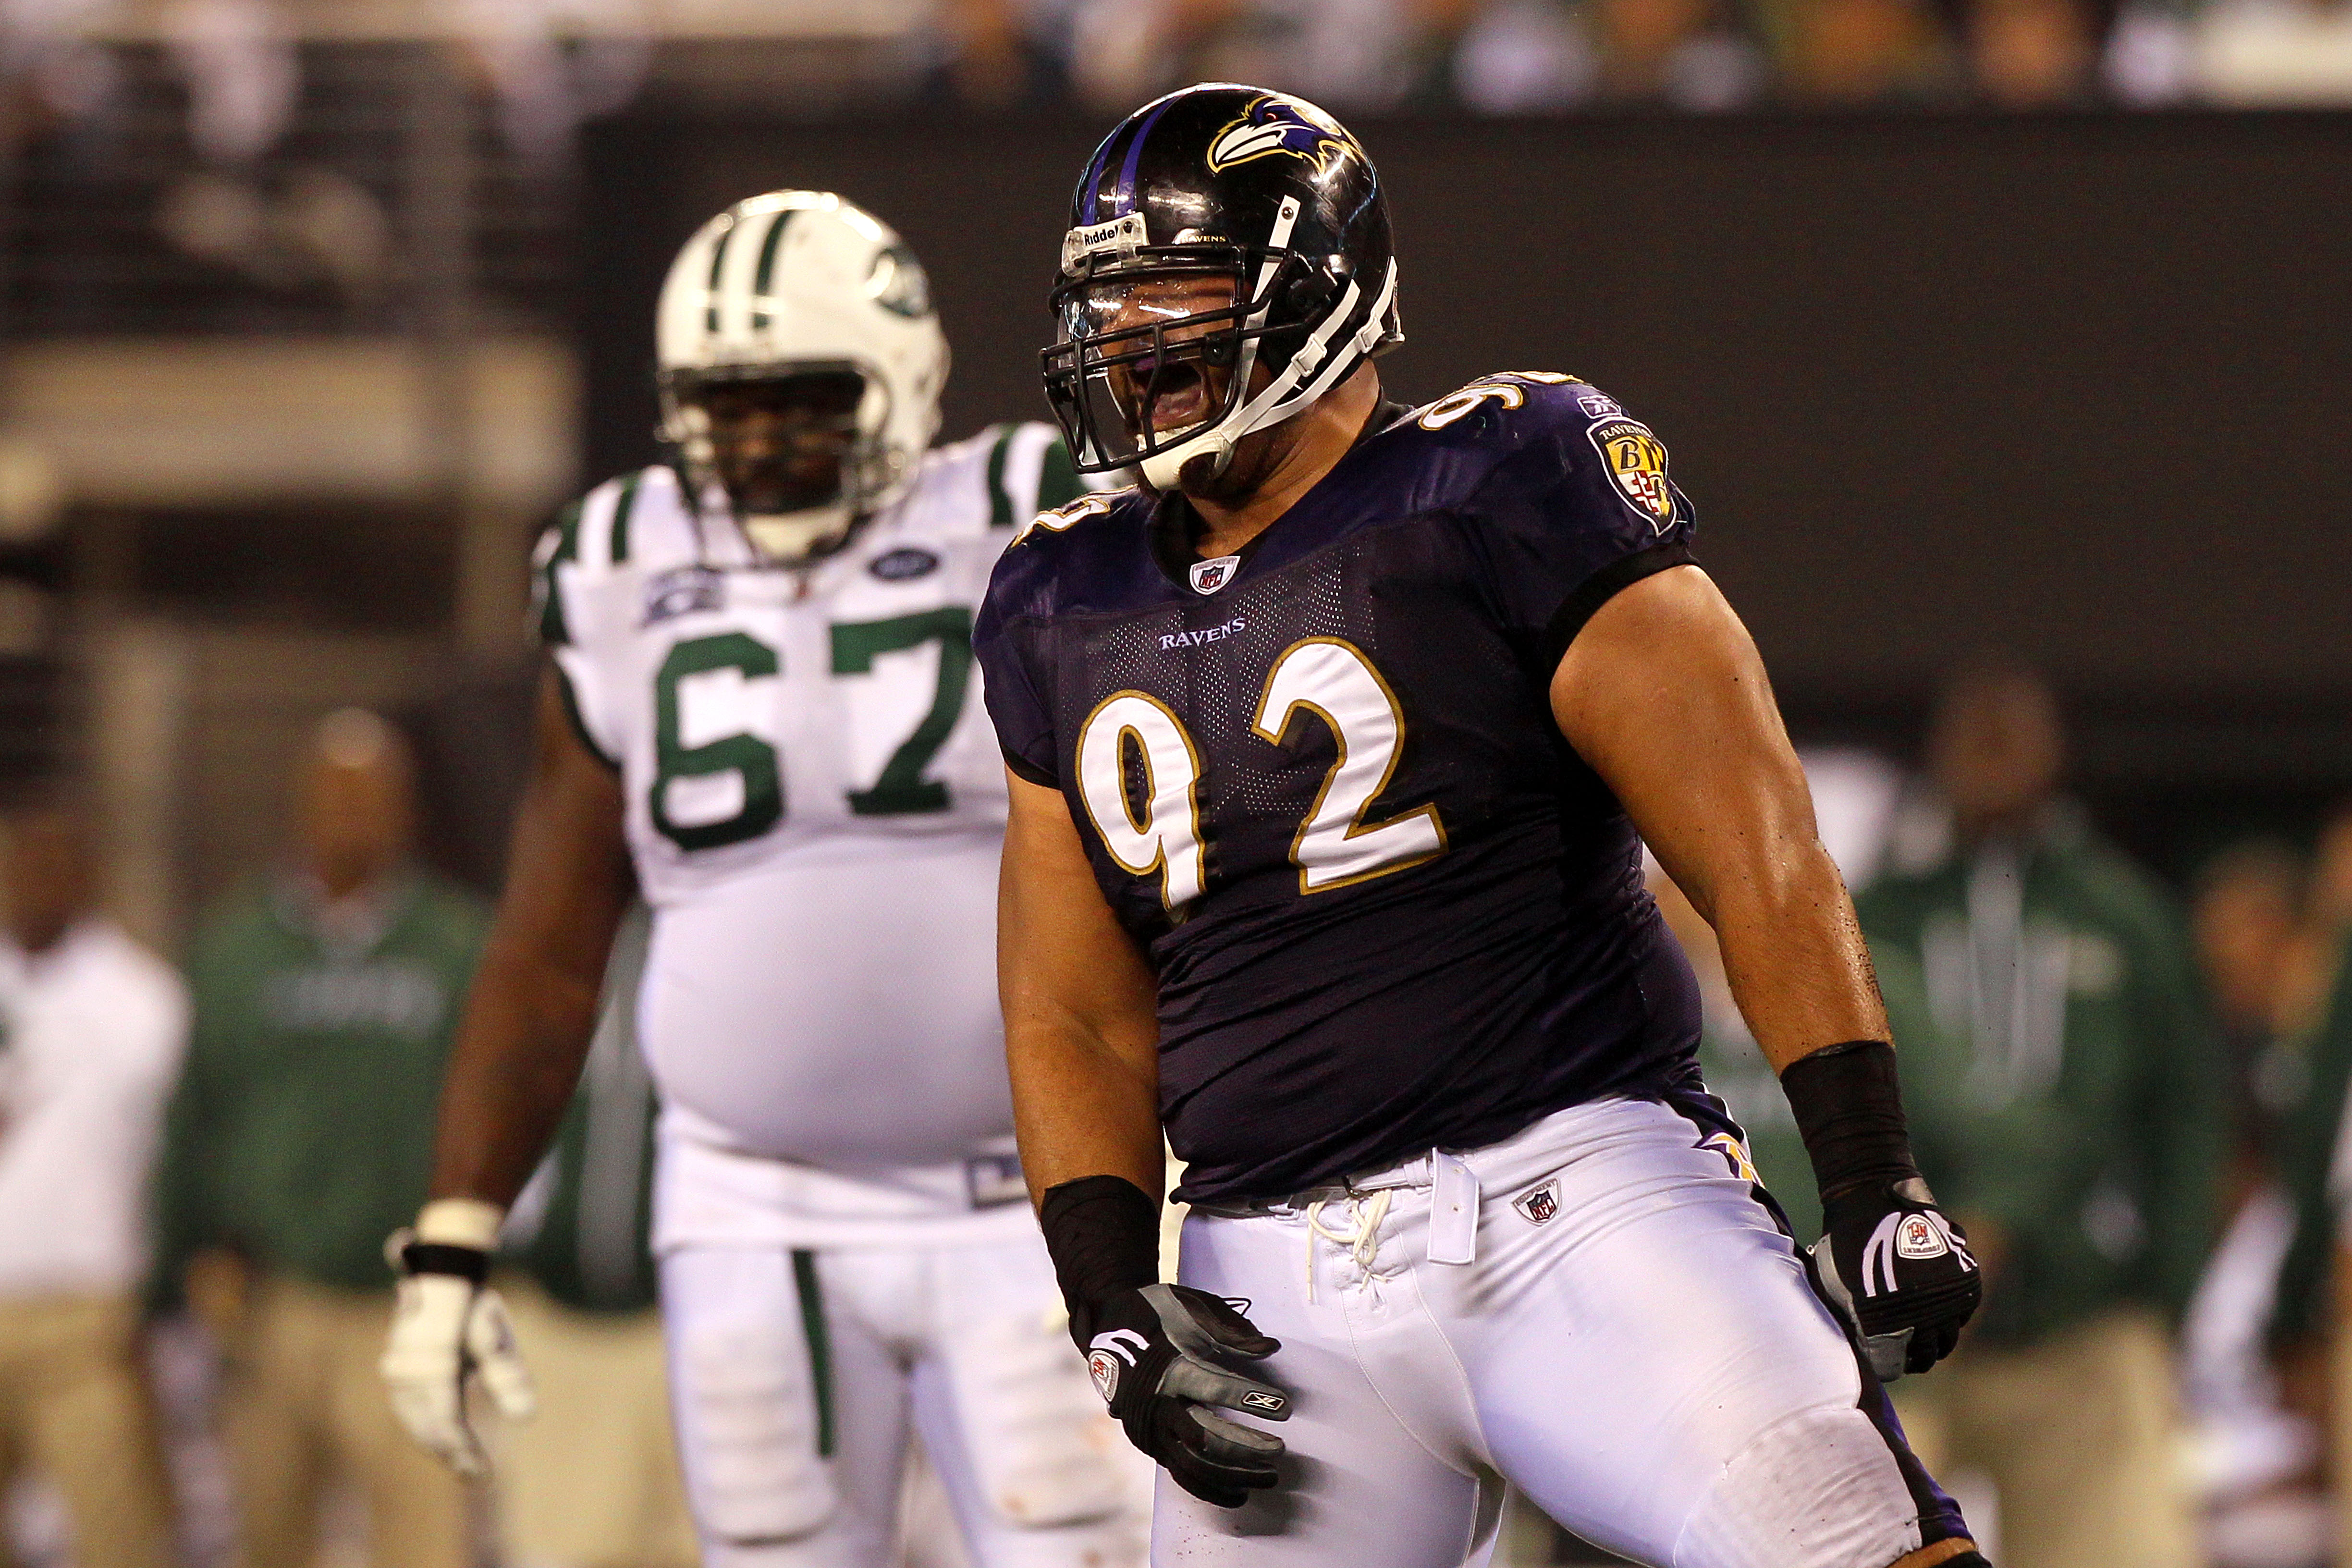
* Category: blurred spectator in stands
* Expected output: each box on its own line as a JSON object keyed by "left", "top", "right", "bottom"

{"left": 0, "top": 798, "right": 185, "bottom": 1568}
{"left": 0, "top": 0, "right": 121, "bottom": 146}
{"left": 1966, "top": 0, "right": 2098, "bottom": 100}
{"left": 454, "top": 0, "right": 651, "bottom": 167}
{"left": 1450, "top": 0, "right": 1601, "bottom": 108}
{"left": 489, "top": 908, "right": 696, "bottom": 1568}
{"left": 2188, "top": 0, "right": 2352, "bottom": 101}
{"left": 1587, "top": 0, "right": 1771, "bottom": 103}
{"left": 151, "top": 710, "right": 488, "bottom": 1568}
{"left": 1857, "top": 662, "right": 2223, "bottom": 1568}
{"left": 1773, "top": 0, "right": 1959, "bottom": 99}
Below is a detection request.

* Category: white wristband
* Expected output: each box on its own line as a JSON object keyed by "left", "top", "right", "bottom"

{"left": 415, "top": 1198, "right": 505, "bottom": 1251}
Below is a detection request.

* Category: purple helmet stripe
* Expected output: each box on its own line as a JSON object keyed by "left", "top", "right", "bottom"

{"left": 1080, "top": 129, "right": 1116, "bottom": 223}
{"left": 1110, "top": 97, "right": 1178, "bottom": 219}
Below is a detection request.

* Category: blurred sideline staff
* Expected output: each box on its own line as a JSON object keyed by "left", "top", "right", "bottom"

{"left": 1856, "top": 665, "right": 2226, "bottom": 1568}
{"left": 487, "top": 906, "right": 697, "bottom": 1568}
{"left": 0, "top": 800, "right": 185, "bottom": 1568}
{"left": 380, "top": 190, "right": 1143, "bottom": 1567}
{"left": 2264, "top": 807, "right": 2352, "bottom": 1567}
{"left": 151, "top": 710, "right": 487, "bottom": 1568}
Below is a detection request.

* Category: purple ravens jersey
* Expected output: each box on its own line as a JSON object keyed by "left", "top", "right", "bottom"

{"left": 973, "top": 373, "right": 1707, "bottom": 1204}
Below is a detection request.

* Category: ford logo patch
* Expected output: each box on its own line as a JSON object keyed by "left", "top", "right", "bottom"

{"left": 870, "top": 547, "right": 940, "bottom": 582}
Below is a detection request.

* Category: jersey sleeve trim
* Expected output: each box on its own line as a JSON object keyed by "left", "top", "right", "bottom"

{"left": 606, "top": 471, "right": 644, "bottom": 564}
{"left": 1001, "top": 747, "right": 1057, "bottom": 788}
{"left": 1540, "top": 539, "right": 1696, "bottom": 669}
{"left": 986, "top": 423, "right": 1068, "bottom": 529}
{"left": 533, "top": 501, "right": 585, "bottom": 647}
{"left": 550, "top": 652, "right": 621, "bottom": 772}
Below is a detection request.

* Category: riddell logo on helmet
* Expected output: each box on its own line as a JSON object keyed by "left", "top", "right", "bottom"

{"left": 1059, "top": 212, "right": 1148, "bottom": 277}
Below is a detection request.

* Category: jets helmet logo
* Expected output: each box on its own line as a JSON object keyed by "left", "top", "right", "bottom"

{"left": 1206, "top": 94, "right": 1358, "bottom": 175}
{"left": 1587, "top": 416, "right": 1675, "bottom": 534}
{"left": 1085, "top": 1328, "right": 1150, "bottom": 1404}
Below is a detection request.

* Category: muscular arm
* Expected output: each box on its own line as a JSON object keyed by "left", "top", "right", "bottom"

{"left": 427, "top": 668, "right": 637, "bottom": 1204}
{"left": 1550, "top": 565, "right": 1887, "bottom": 1073}
{"left": 998, "top": 770, "right": 1164, "bottom": 1205}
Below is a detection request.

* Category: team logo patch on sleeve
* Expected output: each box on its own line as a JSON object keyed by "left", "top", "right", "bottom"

{"left": 1512, "top": 1180, "right": 1559, "bottom": 1225}
{"left": 1587, "top": 416, "right": 1676, "bottom": 534}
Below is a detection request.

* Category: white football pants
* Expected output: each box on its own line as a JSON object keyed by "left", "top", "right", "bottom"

{"left": 661, "top": 1236, "right": 1147, "bottom": 1568}
{"left": 1157, "top": 1096, "right": 1967, "bottom": 1568}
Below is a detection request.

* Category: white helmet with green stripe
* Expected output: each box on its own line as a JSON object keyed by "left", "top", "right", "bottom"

{"left": 656, "top": 191, "right": 950, "bottom": 565}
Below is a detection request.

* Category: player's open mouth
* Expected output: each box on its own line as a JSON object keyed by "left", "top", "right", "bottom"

{"left": 1140, "top": 363, "right": 1216, "bottom": 440}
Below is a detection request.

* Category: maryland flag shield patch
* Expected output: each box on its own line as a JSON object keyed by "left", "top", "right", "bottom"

{"left": 1588, "top": 416, "right": 1676, "bottom": 534}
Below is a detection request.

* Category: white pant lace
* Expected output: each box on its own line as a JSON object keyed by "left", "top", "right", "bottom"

{"left": 1302, "top": 1188, "right": 1394, "bottom": 1303}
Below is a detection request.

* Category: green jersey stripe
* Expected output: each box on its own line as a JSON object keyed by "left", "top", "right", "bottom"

{"left": 609, "top": 471, "right": 642, "bottom": 565}
{"left": 791, "top": 1250, "right": 837, "bottom": 1458}
{"left": 1037, "top": 434, "right": 1083, "bottom": 512}
{"left": 984, "top": 423, "right": 1018, "bottom": 528}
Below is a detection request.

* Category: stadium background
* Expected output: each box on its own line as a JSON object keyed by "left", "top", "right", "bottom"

{"left": 0, "top": 2, "right": 2349, "bottom": 1566}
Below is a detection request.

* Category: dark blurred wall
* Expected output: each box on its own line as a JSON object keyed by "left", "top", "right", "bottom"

{"left": 579, "top": 111, "right": 2352, "bottom": 807}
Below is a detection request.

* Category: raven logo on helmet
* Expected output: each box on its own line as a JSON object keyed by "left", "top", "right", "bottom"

{"left": 1206, "top": 93, "right": 1360, "bottom": 175}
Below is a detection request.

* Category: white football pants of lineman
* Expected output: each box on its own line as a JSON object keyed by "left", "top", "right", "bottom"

{"left": 1158, "top": 1096, "right": 1966, "bottom": 1568}
{"left": 660, "top": 1234, "right": 1148, "bottom": 1568}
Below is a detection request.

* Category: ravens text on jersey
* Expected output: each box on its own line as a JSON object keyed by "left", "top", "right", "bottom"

{"left": 975, "top": 373, "right": 1706, "bottom": 1203}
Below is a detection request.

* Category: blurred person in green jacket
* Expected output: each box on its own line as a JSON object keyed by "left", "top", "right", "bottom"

{"left": 1855, "top": 664, "right": 2226, "bottom": 1568}
{"left": 151, "top": 710, "right": 487, "bottom": 1568}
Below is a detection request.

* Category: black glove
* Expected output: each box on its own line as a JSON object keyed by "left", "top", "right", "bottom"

{"left": 1040, "top": 1175, "right": 1290, "bottom": 1507}
{"left": 1783, "top": 1041, "right": 1981, "bottom": 1382}
{"left": 1081, "top": 1281, "right": 1290, "bottom": 1507}
{"left": 1809, "top": 1178, "right": 1982, "bottom": 1380}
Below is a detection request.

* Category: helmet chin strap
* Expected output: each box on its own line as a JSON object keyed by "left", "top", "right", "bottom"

{"left": 742, "top": 502, "right": 857, "bottom": 565}
{"left": 1134, "top": 257, "right": 1397, "bottom": 494}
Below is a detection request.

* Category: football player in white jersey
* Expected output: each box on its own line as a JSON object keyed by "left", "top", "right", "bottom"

{"left": 378, "top": 191, "right": 1143, "bottom": 1568}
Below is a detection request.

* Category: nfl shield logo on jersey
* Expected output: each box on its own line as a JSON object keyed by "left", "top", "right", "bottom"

{"left": 1190, "top": 554, "right": 1241, "bottom": 595}
{"left": 1513, "top": 1180, "right": 1560, "bottom": 1225}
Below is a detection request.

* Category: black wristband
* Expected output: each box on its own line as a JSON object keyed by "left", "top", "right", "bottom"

{"left": 1038, "top": 1175, "right": 1161, "bottom": 1340}
{"left": 400, "top": 1240, "right": 490, "bottom": 1284}
{"left": 1780, "top": 1040, "right": 1921, "bottom": 1203}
